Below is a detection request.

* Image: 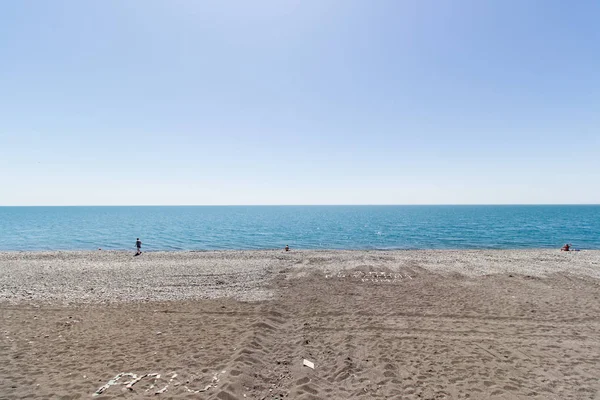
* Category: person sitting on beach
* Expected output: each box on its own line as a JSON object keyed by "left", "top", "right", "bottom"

{"left": 136, "top": 238, "right": 142, "bottom": 255}
{"left": 285, "top": 245, "right": 290, "bottom": 252}
{"left": 561, "top": 243, "right": 570, "bottom": 251}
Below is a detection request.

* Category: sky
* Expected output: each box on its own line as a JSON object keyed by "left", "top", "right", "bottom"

{"left": 1, "top": 0, "right": 599, "bottom": 205}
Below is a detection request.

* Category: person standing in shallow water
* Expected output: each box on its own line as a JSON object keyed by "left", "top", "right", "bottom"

{"left": 136, "top": 238, "right": 142, "bottom": 255}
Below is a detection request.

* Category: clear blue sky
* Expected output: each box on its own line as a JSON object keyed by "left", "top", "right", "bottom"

{"left": 1, "top": 0, "right": 598, "bottom": 205}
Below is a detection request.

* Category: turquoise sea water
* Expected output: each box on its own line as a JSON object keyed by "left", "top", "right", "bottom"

{"left": 0, "top": 206, "right": 598, "bottom": 251}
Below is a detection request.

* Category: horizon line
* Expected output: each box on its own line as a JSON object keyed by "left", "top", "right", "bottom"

{"left": 1, "top": 203, "right": 599, "bottom": 207}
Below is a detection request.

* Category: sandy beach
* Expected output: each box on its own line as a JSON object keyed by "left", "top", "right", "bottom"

{"left": 1, "top": 250, "right": 600, "bottom": 399}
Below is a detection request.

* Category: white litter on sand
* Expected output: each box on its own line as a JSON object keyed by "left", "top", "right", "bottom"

{"left": 184, "top": 370, "right": 224, "bottom": 393}
{"left": 144, "top": 373, "right": 161, "bottom": 393}
{"left": 154, "top": 373, "right": 178, "bottom": 395}
{"left": 125, "top": 374, "right": 147, "bottom": 390}
{"left": 94, "top": 373, "right": 137, "bottom": 396}
{"left": 94, "top": 371, "right": 225, "bottom": 396}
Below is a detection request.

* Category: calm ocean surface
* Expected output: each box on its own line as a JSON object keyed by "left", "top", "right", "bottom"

{"left": 0, "top": 206, "right": 598, "bottom": 251}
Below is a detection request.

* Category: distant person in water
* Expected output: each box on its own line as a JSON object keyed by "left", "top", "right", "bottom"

{"left": 285, "top": 245, "right": 289, "bottom": 252}
{"left": 561, "top": 243, "right": 571, "bottom": 251}
{"left": 136, "top": 238, "right": 142, "bottom": 255}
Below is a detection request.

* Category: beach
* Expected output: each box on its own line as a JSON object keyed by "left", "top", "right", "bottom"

{"left": 1, "top": 250, "right": 600, "bottom": 399}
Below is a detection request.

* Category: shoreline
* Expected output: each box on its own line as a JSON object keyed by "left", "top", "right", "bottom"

{"left": 1, "top": 247, "right": 597, "bottom": 253}
{"left": 1, "top": 246, "right": 598, "bottom": 252}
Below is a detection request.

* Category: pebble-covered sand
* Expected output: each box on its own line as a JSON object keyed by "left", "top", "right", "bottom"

{"left": 2, "top": 250, "right": 600, "bottom": 399}
{"left": 0, "top": 249, "right": 599, "bottom": 303}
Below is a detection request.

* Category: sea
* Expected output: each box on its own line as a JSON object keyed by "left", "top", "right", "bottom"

{"left": 0, "top": 205, "right": 598, "bottom": 251}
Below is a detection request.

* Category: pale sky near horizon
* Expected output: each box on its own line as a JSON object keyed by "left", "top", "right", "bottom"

{"left": 1, "top": 0, "right": 599, "bottom": 206}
